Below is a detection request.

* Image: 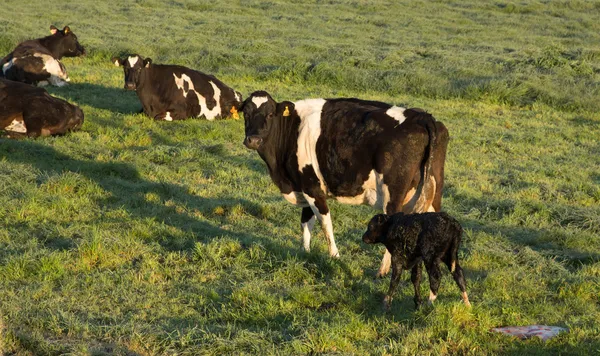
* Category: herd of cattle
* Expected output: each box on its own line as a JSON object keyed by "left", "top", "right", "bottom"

{"left": 0, "top": 26, "right": 471, "bottom": 310}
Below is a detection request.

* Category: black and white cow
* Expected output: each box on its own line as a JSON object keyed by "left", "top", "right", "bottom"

{"left": 242, "top": 91, "right": 449, "bottom": 276}
{"left": 112, "top": 54, "right": 243, "bottom": 121}
{"left": 0, "top": 78, "right": 84, "bottom": 138}
{"left": 0, "top": 25, "right": 86, "bottom": 87}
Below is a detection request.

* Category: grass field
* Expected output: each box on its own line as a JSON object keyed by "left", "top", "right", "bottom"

{"left": 1, "top": 0, "right": 600, "bottom": 354}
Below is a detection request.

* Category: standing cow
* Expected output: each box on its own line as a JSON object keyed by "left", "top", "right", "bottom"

{"left": 0, "top": 78, "right": 84, "bottom": 138}
{"left": 242, "top": 91, "right": 448, "bottom": 276}
{"left": 112, "top": 54, "right": 243, "bottom": 121}
{"left": 0, "top": 25, "right": 86, "bottom": 86}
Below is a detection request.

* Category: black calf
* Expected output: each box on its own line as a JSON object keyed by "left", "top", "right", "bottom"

{"left": 362, "top": 212, "right": 471, "bottom": 310}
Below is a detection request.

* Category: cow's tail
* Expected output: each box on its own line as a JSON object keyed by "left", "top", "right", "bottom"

{"left": 421, "top": 113, "right": 437, "bottom": 191}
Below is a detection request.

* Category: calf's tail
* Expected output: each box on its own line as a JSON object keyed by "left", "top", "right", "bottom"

{"left": 448, "top": 218, "right": 463, "bottom": 273}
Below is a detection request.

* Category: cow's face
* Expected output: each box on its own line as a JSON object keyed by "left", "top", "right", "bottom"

{"left": 242, "top": 91, "right": 277, "bottom": 150}
{"left": 362, "top": 214, "right": 391, "bottom": 244}
{"left": 112, "top": 55, "right": 152, "bottom": 90}
{"left": 50, "top": 25, "right": 86, "bottom": 57}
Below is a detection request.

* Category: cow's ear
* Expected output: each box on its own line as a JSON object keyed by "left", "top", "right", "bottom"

{"left": 277, "top": 101, "right": 295, "bottom": 118}
{"left": 143, "top": 58, "right": 152, "bottom": 68}
{"left": 111, "top": 57, "right": 122, "bottom": 67}
{"left": 50, "top": 25, "right": 58, "bottom": 35}
{"left": 63, "top": 26, "right": 71, "bottom": 34}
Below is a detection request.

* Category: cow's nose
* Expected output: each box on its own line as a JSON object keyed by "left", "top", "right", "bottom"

{"left": 125, "top": 83, "right": 136, "bottom": 90}
{"left": 244, "top": 136, "right": 263, "bottom": 150}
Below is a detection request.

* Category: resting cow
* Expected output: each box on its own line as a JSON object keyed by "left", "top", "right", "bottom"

{"left": 242, "top": 91, "right": 449, "bottom": 276}
{"left": 112, "top": 54, "right": 243, "bottom": 121}
{"left": 0, "top": 25, "right": 86, "bottom": 87}
{"left": 0, "top": 78, "right": 84, "bottom": 138}
{"left": 362, "top": 212, "right": 471, "bottom": 310}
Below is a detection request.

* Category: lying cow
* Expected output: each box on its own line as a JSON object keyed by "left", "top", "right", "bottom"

{"left": 0, "top": 25, "right": 86, "bottom": 86}
{"left": 242, "top": 91, "right": 449, "bottom": 276}
{"left": 362, "top": 212, "right": 471, "bottom": 310}
{"left": 0, "top": 78, "right": 84, "bottom": 138}
{"left": 112, "top": 54, "right": 243, "bottom": 121}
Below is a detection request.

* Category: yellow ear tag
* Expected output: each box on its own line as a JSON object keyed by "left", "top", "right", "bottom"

{"left": 283, "top": 106, "right": 290, "bottom": 117}
{"left": 230, "top": 106, "right": 240, "bottom": 119}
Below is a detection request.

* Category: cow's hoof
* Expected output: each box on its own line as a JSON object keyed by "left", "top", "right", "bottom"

{"left": 383, "top": 296, "right": 392, "bottom": 311}
{"left": 330, "top": 250, "right": 340, "bottom": 258}
{"left": 375, "top": 270, "right": 388, "bottom": 279}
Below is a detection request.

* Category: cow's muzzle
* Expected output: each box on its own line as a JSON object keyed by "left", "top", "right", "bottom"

{"left": 244, "top": 136, "right": 263, "bottom": 150}
{"left": 125, "top": 83, "right": 136, "bottom": 90}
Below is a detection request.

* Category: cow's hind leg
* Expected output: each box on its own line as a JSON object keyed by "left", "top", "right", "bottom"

{"left": 411, "top": 263, "right": 423, "bottom": 309}
{"left": 425, "top": 258, "right": 442, "bottom": 305}
{"left": 301, "top": 207, "right": 315, "bottom": 252}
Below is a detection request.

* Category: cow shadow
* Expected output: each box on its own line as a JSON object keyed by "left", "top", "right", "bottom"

{"left": 0, "top": 139, "right": 296, "bottom": 260}
{"left": 47, "top": 83, "right": 141, "bottom": 114}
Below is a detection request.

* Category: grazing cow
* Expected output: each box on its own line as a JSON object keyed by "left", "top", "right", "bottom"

{"left": 0, "top": 78, "right": 84, "bottom": 138}
{"left": 112, "top": 54, "right": 243, "bottom": 121}
{"left": 362, "top": 212, "right": 471, "bottom": 310}
{"left": 242, "top": 91, "right": 449, "bottom": 276}
{"left": 0, "top": 25, "right": 86, "bottom": 87}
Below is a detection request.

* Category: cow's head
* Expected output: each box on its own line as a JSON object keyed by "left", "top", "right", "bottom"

{"left": 362, "top": 214, "right": 392, "bottom": 244}
{"left": 49, "top": 25, "right": 86, "bottom": 58}
{"left": 111, "top": 55, "right": 152, "bottom": 90}
{"left": 241, "top": 91, "right": 294, "bottom": 150}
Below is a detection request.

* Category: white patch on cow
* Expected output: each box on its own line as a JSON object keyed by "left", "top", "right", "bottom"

{"left": 295, "top": 98, "right": 327, "bottom": 191}
{"left": 198, "top": 81, "right": 222, "bottom": 120}
{"left": 429, "top": 290, "right": 437, "bottom": 304}
{"left": 164, "top": 112, "right": 173, "bottom": 121}
{"left": 4, "top": 119, "right": 27, "bottom": 133}
{"left": 235, "top": 92, "right": 242, "bottom": 102}
{"left": 282, "top": 191, "right": 308, "bottom": 207}
{"left": 301, "top": 215, "right": 315, "bottom": 252}
{"left": 251, "top": 96, "right": 268, "bottom": 108}
{"left": 173, "top": 74, "right": 222, "bottom": 120}
{"left": 2, "top": 58, "right": 14, "bottom": 74}
{"left": 114, "top": 59, "right": 120, "bottom": 66}
{"left": 386, "top": 106, "right": 406, "bottom": 125}
{"left": 128, "top": 56, "right": 139, "bottom": 67}
{"left": 33, "top": 53, "right": 69, "bottom": 86}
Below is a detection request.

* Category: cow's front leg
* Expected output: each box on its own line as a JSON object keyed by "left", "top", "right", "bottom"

{"left": 301, "top": 207, "right": 315, "bottom": 252}
{"left": 304, "top": 195, "right": 339, "bottom": 258}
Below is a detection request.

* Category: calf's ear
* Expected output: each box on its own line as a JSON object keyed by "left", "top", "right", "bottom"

{"left": 50, "top": 25, "right": 58, "bottom": 34}
{"left": 277, "top": 101, "right": 295, "bottom": 117}
{"left": 143, "top": 58, "right": 152, "bottom": 68}
{"left": 111, "top": 57, "right": 123, "bottom": 67}
{"left": 376, "top": 214, "right": 390, "bottom": 226}
{"left": 63, "top": 26, "right": 71, "bottom": 34}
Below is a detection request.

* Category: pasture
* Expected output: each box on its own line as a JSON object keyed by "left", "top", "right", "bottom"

{"left": 1, "top": 0, "right": 599, "bottom": 354}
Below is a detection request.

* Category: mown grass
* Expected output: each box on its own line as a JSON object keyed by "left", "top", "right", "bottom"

{"left": 1, "top": 0, "right": 599, "bottom": 355}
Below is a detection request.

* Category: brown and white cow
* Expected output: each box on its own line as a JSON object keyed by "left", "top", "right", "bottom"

{"left": 112, "top": 54, "right": 243, "bottom": 121}
{"left": 0, "top": 25, "right": 86, "bottom": 87}
{"left": 242, "top": 91, "right": 449, "bottom": 276}
{"left": 0, "top": 78, "right": 84, "bottom": 138}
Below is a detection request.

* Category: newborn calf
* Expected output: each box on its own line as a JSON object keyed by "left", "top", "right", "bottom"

{"left": 363, "top": 212, "right": 471, "bottom": 310}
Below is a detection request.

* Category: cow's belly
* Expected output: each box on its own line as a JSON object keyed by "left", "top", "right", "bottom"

{"left": 282, "top": 191, "right": 310, "bottom": 207}
{"left": 332, "top": 170, "right": 388, "bottom": 209}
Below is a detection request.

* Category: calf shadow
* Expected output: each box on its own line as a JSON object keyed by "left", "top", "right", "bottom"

{"left": 47, "top": 83, "right": 141, "bottom": 114}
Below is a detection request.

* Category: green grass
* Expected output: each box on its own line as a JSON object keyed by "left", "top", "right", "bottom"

{"left": 1, "top": 0, "right": 599, "bottom": 354}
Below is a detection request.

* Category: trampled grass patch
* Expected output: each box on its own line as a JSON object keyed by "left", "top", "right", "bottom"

{"left": 1, "top": 0, "right": 600, "bottom": 354}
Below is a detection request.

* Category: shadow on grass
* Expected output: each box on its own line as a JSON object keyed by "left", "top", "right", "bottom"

{"left": 0, "top": 139, "right": 356, "bottom": 278}
{"left": 47, "top": 83, "right": 141, "bottom": 114}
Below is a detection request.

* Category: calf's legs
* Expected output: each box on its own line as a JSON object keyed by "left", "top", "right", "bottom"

{"left": 383, "top": 258, "right": 403, "bottom": 310}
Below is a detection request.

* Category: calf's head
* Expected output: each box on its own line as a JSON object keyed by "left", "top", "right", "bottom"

{"left": 362, "top": 214, "right": 392, "bottom": 244}
{"left": 49, "top": 25, "right": 86, "bottom": 58}
{"left": 112, "top": 55, "right": 152, "bottom": 90}
{"left": 241, "top": 91, "right": 294, "bottom": 150}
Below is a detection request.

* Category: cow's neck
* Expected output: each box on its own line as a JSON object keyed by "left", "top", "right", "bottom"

{"left": 136, "top": 67, "right": 152, "bottom": 93}
{"left": 38, "top": 35, "right": 63, "bottom": 58}
{"left": 257, "top": 113, "right": 300, "bottom": 193}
